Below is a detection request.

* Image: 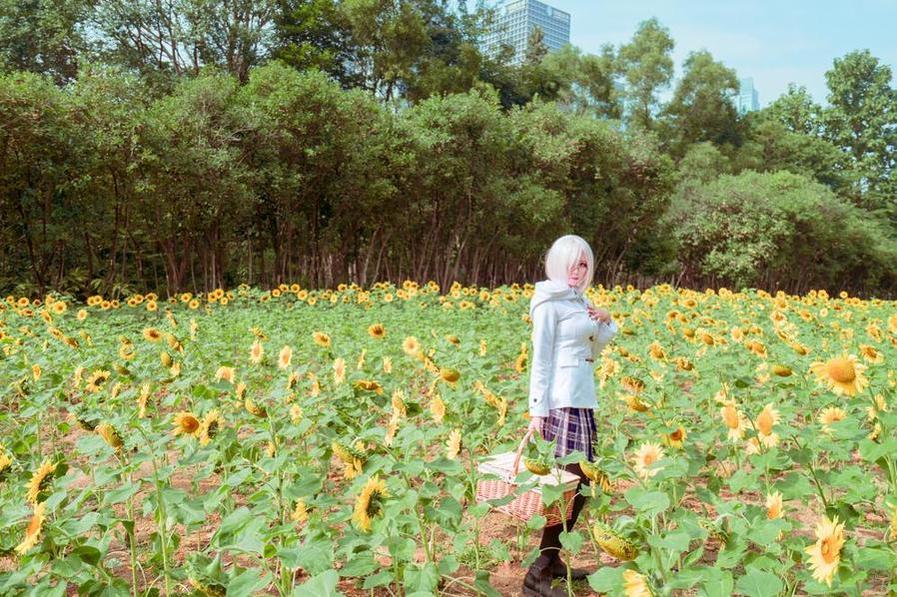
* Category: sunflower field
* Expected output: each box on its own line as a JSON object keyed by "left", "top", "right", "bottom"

{"left": 1, "top": 281, "right": 896, "bottom": 596}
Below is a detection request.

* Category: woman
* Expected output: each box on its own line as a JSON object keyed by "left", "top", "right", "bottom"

{"left": 523, "top": 234, "right": 618, "bottom": 596}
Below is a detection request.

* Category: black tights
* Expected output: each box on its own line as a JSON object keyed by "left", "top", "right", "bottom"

{"left": 538, "top": 462, "right": 590, "bottom": 561}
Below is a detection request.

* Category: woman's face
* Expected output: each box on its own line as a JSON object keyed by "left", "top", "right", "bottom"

{"left": 567, "top": 252, "right": 588, "bottom": 288}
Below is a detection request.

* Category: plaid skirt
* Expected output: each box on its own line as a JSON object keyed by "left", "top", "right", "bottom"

{"left": 542, "top": 407, "right": 597, "bottom": 462}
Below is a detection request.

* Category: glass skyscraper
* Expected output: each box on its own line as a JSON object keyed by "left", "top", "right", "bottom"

{"left": 482, "top": 0, "right": 571, "bottom": 65}
{"left": 736, "top": 78, "right": 760, "bottom": 114}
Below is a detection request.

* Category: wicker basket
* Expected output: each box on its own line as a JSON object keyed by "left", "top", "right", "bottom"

{"left": 475, "top": 430, "right": 580, "bottom": 527}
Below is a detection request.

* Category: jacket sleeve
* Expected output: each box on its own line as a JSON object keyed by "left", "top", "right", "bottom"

{"left": 528, "top": 301, "right": 556, "bottom": 418}
{"left": 590, "top": 319, "right": 619, "bottom": 359}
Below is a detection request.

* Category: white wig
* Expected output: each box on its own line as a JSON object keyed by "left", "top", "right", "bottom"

{"left": 544, "top": 234, "right": 595, "bottom": 293}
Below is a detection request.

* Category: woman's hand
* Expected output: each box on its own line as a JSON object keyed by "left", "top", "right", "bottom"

{"left": 528, "top": 416, "right": 546, "bottom": 438}
{"left": 587, "top": 306, "right": 612, "bottom": 324}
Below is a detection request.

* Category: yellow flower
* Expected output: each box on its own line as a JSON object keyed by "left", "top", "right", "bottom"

{"left": 96, "top": 423, "right": 123, "bottom": 450}
{"left": 623, "top": 569, "right": 652, "bottom": 597}
{"left": 804, "top": 515, "right": 845, "bottom": 587}
{"left": 199, "top": 410, "right": 223, "bottom": 446}
{"left": 215, "top": 366, "right": 235, "bottom": 384}
{"left": 15, "top": 502, "right": 47, "bottom": 555}
{"left": 632, "top": 442, "right": 665, "bottom": 481}
{"left": 809, "top": 354, "right": 868, "bottom": 397}
{"left": 244, "top": 397, "right": 267, "bottom": 417}
{"left": 858, "top": 344, "right": 883, "bottom": 364}
{"left": 662, "top": 426, "right": 687, "bottom": 449}
{"left": 817, "top": 406, "right": 847, "bottom": 433}
{"left": 333, "top": 358, "right": 346, "bottom": 385}
{"left": 755, "top": 403, "right": 780, "bottom": 447}
{"left": 720, "top": 402, "right": 747, "bottom": 442}
{"left": 173, "top": 412, "right": 201, "bottom": 437}
{"left": 143, "top": 328, "right": 163, "bottom": 342}
{"left": 249, "top": 340, "right": 264, "bottom": 364}
{"left": 771, "top": 364, "right": 792, "bottom": 377}
{"left": 76, "top": 308, "right": 88, "bottom": 321}
{"left": 381, "top": 355, "right": 392, "bottom": 374}
{"left": 439, "top": 368, "right": 460, "bottom": 384}
{"left": 402, "top": 336, "right": 421, "bottom": 357}
{"left": 85, "top": 369, "right": 111, "bottom": 393}
{"left": 352, "top": 475, "right": 388, "bottom": 532}
{"left": 25, "top": 459, "right": 56, "bottom": 504}
{"left": 446, "top": 429, "right": 462, "bottom": 460}
{"left": 278, "top": 345, "right": 293, "bottom": 369}
{"left": 312, "top": 332, "right": 331, "bottom": 348}
{"left": 368, "top": 323, "right": 386, "bottom": 339}
{"left": 352, "top": 379, "right": 383, "bottom": 395}
{"left": 289, "top": 405, "right": 303, "bottom": 424}
{"left": 391, "top": 390, "right": 407, "bottom": 418}
{"left": 766, "top": 491, "right": 783, "bottom": 519}
{"left": 430, "top": 395, "right": 446, "bottom": 423}
{"left": 31, "top": 364, "right": 41, "bottom": 381}
{"left": 356, "top": 348, "right": 367, "bottom": 370}
{"left": 291, "top": 499, "right": 308, "bottom": 523}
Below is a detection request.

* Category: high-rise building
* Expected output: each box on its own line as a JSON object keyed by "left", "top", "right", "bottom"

{"left": 736, "top": 78, "right": 760, "bottom": 114}
{"left": 482, "top": 0, "right": 571, "bottom": 65}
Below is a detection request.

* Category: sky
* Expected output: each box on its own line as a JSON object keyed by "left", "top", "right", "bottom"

{"left": 537, "top": 0, "right": 897, "bottom": 107}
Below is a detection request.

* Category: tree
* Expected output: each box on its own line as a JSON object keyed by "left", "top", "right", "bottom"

{"left": 0, "top": 0, "right": 90, "bottom": 83}
{"left": 661, "top": 49, "right": 740, "bottom": 157}
{"left": 524, "top": 25, "right": 547, "bottom": 66}
{"left": 272, "top": 0, "right": 362, "bottom": 87}
{"left": 617, "top": 17, "right": 674, "bottom": 130}
{"left": 541, "top": 44, "right": 622, "bottom": 119}
{"left": 764, "top": 83, "right": 823, "bottom": 136}
{"left": 823, "top": 50, "right": 897, "bottom": 211}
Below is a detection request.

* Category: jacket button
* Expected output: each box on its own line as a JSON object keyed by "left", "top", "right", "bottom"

{"left": 589, "top": 335, "right": 595, "bottom": 341}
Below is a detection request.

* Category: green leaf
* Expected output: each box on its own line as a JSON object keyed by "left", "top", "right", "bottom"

{"left": 292, "top": 569, "right": 342, "bottom": 597}
{"left": 559, "top": 530, "right": 584, "bottom": 554}
{"left": 734, "top": 568, "right": 783, "bottom": 597}
{"left": 698, "top": 567, "right": 734, "bottom": 597}
{"left": 227, "top": 568, "right": 269, "bottom": 596}
{"left": 624, "top": 487, "right": 670, "bottom": 517}
{"left": 587, "top": 566, "right": 625, "bottom": 593}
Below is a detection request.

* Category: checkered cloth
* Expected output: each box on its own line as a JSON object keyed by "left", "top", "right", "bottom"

{"left": 542, "top": 407, "right": 597, "bottom": 462}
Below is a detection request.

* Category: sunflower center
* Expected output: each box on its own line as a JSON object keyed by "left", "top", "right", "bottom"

{"left": 757, "top": 411, "right": 774, "bottom": 436}
{"left": 820, "top": 537, "right": 838, "bottom": 563}
{"left": 827, "top": 359, "right": 856, "bottom": 383}
{"left": 722, "top": 406, "right": 739, "bottom": 429}
{"left": 643, "top": 453, "right": 657, "bottom": 466}
{"left": 670, "top": 429, "right": 684, "bottom": 441}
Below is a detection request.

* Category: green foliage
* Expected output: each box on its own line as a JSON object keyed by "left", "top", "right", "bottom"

{"left": 666, "top": 170, "right": 897, "bottom": 290}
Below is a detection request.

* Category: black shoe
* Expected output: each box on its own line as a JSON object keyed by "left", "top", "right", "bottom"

{"left": 549, "top": 557, "right": 593, "bottom": 581}
{"left": 523, "top": 555, "right": 568, "bottom": 597}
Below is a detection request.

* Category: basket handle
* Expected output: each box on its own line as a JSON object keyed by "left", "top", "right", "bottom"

{"left": 511, "top": 428, "right": 535, "bottom": 476}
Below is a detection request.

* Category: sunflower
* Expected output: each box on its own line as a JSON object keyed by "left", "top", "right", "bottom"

{"left": 720, "top": 402, "right": 747, "bottom": 442}
{"left": 755, "top": 403, "right": 780, "bottom": 448}
{"left": 804, "top": 515, "right": 845, "bottom": 587}
{"left": 514, "top": 351, "right": 527, "bottom": 373}
{"left": 858, "top": 344, "right": 884, "bottom": 364}
{"left": 278, "top": 345, "right": 292, "bottom": 369}
{"left": 76, "top": 309, "right": 88, "bottom": 321}
{"left": 439, "top": 368, "right": 460, "bottom": 384}
{"left": 352, "top": 475, "right": 389, "bottom": 532}
{"left": 632, "top": 442, "right": 665, "bottom": 481}
{"left": 446, "top": 429, "right": 462, "bottom": 460}
{"left": 15, "top": 502, "right": 47, "bottom": 555}
{"left": 352, "top": 379, "right": 383, "bottom": 395}
{"left": 771, "top": 364, "right": 793, "bottom": 377}
{"left": 622, "top": 394, "right": 651, "bottom": 413}
{"left": 143, "top": 328, "right": 163, "bottom": 343}
{"left": 85, "top": 369, "right": 111, "bottom": 393}
{"left": 402, "top": 336, "right": 421, "bottom": 357}
{"left": 173, "top": 412, "right": 201, "bottom": 437}
{"left": 621, "top": 376, "right": 645, "bottom": 394}
{"left": 31, "top": 364, "right": 41, "bottom": 381}
{"left": 623, "top": 569, "right": 652, "bottom": 597}
{"left": 368, "top": 323, "right": 386, "bottom": 339}
{"left": 333, "top": 358, "right": 346, "bottom": 385}
{"left": 249, "top": 340, "right": 264, "bottom": 364}
{"left": 199, "top": 410, "right": 223, "bottom": 447}
{"left": 214, "top": 366, "right": 235, "bottom": 384}
{"left": 0, "top": 450, "right": 13, "bottom": 480}
{"left": 313, "top": 332, "right": 331, "bottom": 348}
{"left": 430, "top": 395, "right": 446, "bottom": 423}
{"left": 291, "top": 499, "right": 308, "bottom": 523}
{"left": 662, "top": 426, "right": 687, "bottom": 449}
{"left": 244, "top": 397, "right": 267, "bottom": 417}
{"left": 25, "top": 459, "right": 56, "bottom": 504}
{"left": 766, "top": 491, "right": 783, "bottom": 520}
{"left": 96, "top": 423, "right": 123, "bottom": 450}
{"left": 809, "top": 354, "right": 868, "bottom": 397}
{"left": 381, "top": 356, "right": 392, "bottom": 374}
{"left": 391, "top": 390, "right": 407, "bottom": 418}
{"left": 817, "top": 406, "right": 847, "bottom": 434}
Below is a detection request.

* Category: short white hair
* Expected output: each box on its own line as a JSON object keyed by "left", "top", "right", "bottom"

{"left": 544, "top": 235, "right": 594, "bottom": 293}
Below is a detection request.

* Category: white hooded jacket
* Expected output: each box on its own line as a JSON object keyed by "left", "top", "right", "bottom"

{"left": 527, "top": 279, "right": 619, "bottom": 417}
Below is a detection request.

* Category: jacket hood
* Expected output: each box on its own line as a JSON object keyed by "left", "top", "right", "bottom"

{"left": 529, "top": 279, "right": 582, "bottom": 317}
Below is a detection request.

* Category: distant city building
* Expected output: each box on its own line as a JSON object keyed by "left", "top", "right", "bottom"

{"left": 736, "top": 77, "right": 760, "bottom": 114}
{"left": 482, "top": 0, "right": 571, "bottom": 65}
